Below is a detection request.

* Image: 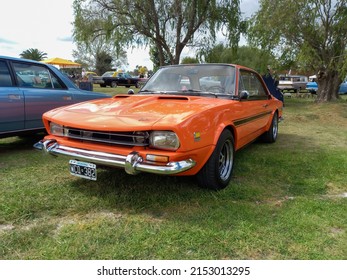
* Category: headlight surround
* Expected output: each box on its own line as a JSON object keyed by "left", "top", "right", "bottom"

{"left": 149, "top": 131, "right": 180, "bottom": 151}
{"left": 50, "top": 122, "right": 64, "bottom": 136}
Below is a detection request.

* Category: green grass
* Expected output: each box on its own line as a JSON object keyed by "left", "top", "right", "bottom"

{"left": 0, "top": 94, "right": 346, "bottom": 260}
{"left": 93, "top": 84, "right": 141, "bottom": 96}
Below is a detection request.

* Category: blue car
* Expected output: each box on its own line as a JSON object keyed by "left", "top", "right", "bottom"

{"left": 0, "top": 56, "right": 110, "bottom": 138}
{"left": 306, "top": 79, "right": 347, "bottom": 94}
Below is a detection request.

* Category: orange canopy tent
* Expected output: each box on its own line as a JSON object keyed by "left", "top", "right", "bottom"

{"left": 41, "top": 57, "right": 81, "bottom": 68}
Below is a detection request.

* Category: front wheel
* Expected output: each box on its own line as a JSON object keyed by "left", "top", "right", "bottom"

{"left": 111, "top": 81, "right": 118, "bottom": 88}
{"left": 196, "top": 130, "right": 234, "bottom": 190}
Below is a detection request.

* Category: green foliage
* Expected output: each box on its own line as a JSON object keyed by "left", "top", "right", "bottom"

{"left": 180, "top": 56, "right": 200, "bottom": 64}
{"left": 72, "top": 0, "right": 242, "bottom": 66}
{"left": 248, "top": 0, "right": 347, "bottom": 101}
{"left": 199, "top": 44, "right": 277, "bottom": 74}
{"left": 19, "top": 48, "right": 47, "bottom": 61}
{"left": 94, "top": 51, "right": 113, "bottom": 75}
{"left": 149, "top": 44, "right": 171, "bottom": 71}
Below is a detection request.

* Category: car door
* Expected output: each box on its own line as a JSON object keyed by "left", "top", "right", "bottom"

{"left": 12, "top": 62, "right": 74, "bottom": 130}
{"left": 0, "top": 59, "right": 24, "bottom": 134}
{"left": 116, "top": 73, "right": 127, "bottom": 86}
{"left": 234, "top": 69, "right": 272, "bottom": 147}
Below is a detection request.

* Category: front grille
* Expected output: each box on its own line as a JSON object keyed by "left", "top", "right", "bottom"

{"left": 65, "top": 128, "right": 150, "bottom": 147}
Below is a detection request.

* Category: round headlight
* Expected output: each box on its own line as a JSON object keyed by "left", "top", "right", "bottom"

{"left": 150, "top": 131, "right": 180, "bottom": 150}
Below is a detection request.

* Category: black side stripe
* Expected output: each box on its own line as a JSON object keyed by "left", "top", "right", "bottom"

{"left": 234, "top": 111, "right": 272, "bottom": 127}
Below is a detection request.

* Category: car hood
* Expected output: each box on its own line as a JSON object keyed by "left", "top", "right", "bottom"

{"left": 45, "top": 94, "right": 230, "bottom": 130}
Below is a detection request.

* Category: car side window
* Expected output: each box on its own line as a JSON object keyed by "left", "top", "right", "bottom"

{"left": 0, "top": 61, "right": 13, "bottom": 87}
{"left": 12, "top": 62, "right": 65, "bottom": 89}
{"left": 239, "top": 70, "right": 268, "bottom": 100}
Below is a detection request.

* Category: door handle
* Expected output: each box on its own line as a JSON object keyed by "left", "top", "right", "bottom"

{"left": 8, "top": 94, "right": 21, "bottom": 100}
{"left": 63, "top": 96, "right": 72, "bottom": 101}
{"left": 262, "top": 104, "right": 269, "bottom": 108}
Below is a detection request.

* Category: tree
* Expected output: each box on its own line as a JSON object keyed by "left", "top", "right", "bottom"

{"left": 72, "top": 36, "right": 127, "bottom": 74}
{"left": 73, "top": 0, "right": 242, "bottom": 66}
{"left": 199, "top": 44, "right": 277, "bottom": 74}
{"left": 248, "top": 0, "right": 347, "bottom": 102}
{"left": 138, "top": 66, "right": 148, "bottom": 77}
{"left": 181, "top": 56, "right": 200, "bottom": 64}
{"left": 19, "top": 48, "right": 47, "bottom": 61}
{"left": 149, "top": 44, "right": 171, "bottom": 71}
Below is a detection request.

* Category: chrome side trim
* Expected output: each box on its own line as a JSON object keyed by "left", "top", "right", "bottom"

{"left": 34, "top": 140, "right": 196, "bottom": 175}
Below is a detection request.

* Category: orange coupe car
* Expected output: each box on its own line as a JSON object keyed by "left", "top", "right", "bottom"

{"left": 34, "top": 64, "right": 283, "bottom": 190}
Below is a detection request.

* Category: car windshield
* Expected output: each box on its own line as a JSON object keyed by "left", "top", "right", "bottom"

{"left": 140, "top": 64, "right": 236, "bottom": 98}
{"left": 102, "top": 72, "right": 114, "bottom": 77}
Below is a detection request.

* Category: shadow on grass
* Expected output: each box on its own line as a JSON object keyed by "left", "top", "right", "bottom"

{"left": 69, "top": 168, "right": 205, "bottom": 211}
{"left": 0, "top": 133, "right": 45, "bottom": 154}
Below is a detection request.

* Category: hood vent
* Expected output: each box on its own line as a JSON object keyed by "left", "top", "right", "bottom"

{"left": 158, "top": 96, "right": 189, "bottom": 101}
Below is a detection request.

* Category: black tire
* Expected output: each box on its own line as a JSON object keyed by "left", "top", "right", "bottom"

{"left": 100, "top": 84, "right": 106, "bottom": 88}
{"left": 111, "top": 81, "right": 118, "bottom": 88}
{"left": 135, "top": 82, "right": 139, "bottom": 88}
{"left": 197, "top": 129, "right": 234, "bottom": 190}
{"left": 261, "top": 112, "right": 278, "bottom": 143}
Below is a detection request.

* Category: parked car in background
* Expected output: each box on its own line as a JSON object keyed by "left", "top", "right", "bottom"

{"left": 85, "top": 71, "right": 104, "bottom": 85}
{"left": 101, "top": 71, "right": 118, "bottom": 77}
{"left": 278, "top": 74, "right": 308, "bottom": 93}
{"left": 0, "top": 56, "right": 110, "bottom": 138}
{"left": 306, "top": 75, "right": 347, "bottom": 94}
{"left": 34, "top": 63, "right": 283, "bottom": 190}
{"left": 101, "top": 72, "right": 141, "bottom": 88}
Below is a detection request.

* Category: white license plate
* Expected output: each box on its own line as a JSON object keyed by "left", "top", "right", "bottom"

{"left": 69, "top": 160, "right": 97, "bottom": 181}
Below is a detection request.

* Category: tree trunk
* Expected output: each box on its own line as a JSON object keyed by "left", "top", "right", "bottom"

{"left": 174, "top": 43, "right": 184, "bottom": 65}
{"left": 316, "top": 70, "right": 341, "bottom": 102}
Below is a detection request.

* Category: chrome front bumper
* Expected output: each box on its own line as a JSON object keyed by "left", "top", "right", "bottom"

{"left": 34, "top": 139, "right": 196, "bottom": 175}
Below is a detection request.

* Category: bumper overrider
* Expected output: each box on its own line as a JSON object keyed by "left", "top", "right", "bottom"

{"left": 34, "top": 139, "right": 196, "bottom": 175}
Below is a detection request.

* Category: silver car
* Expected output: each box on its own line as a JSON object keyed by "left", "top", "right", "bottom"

{"left": 0, "top": 56, "right": 110, "bottom": 138}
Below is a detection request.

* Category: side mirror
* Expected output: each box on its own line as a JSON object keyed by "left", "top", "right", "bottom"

{"left": 128, "top": 89, "right": 135, "bottom": 95}
{"left": 240, "top": 90, "right": 249, "bottom": 100}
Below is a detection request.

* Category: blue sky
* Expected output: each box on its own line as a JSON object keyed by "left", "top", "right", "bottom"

{"left": 0, "top": 0, "right": 259, "bottom": 70}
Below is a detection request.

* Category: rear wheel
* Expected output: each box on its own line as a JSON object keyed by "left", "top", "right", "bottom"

{"left": 111, "top": 81, "right": 118, "bottom": 88}
{"left": 261, "top": 112, "right": 278, "bottom": 143}
{"left": 197, "top": 130, "right": 234, "bottom": 190}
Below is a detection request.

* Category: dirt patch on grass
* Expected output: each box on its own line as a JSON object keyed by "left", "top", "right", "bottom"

{"left": 0, "top": 224, "right": 15, "bottom": 233}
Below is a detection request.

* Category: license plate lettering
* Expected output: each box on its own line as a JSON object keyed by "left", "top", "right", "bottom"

{"left": 69, "top": 160, "right": 97, "bottom": 180}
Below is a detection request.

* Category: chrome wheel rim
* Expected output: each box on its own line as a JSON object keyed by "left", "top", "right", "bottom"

{"left": 273, "top": 116, "right": 278, "bottom": 139}
{"left": 219, "top": 139, "right": 233, "bottom": 181}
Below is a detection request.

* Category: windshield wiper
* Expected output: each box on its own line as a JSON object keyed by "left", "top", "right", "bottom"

{"left": 139, "top": 89, "right": 238, "bottom": 100}
{"left": 182, "top": 89, "right": 201, "bottom": 93}
{"left": 200, "top": 92, "right": 219, "bottom": 97}
{"left": 200, "top": 92, "right": 239, "bottom": 99}
{"left": 138, "top": 89, "right": 160, "bottom": 94}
